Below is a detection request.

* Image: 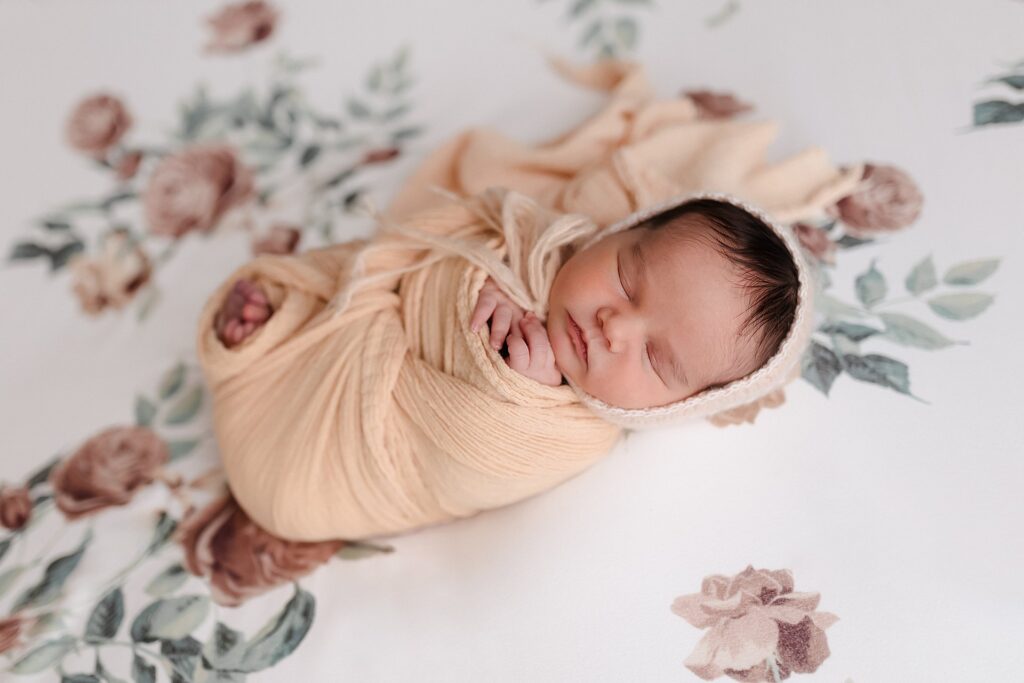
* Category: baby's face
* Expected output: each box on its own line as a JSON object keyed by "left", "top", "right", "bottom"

{"left": 546, "top": 221, "right": 762, "bottom": 409}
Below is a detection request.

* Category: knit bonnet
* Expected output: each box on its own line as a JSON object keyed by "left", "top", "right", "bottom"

{"left": 562, "top": 189, "right": 815, "bottom": 429}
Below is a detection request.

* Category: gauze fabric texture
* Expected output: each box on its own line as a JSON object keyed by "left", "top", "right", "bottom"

{"left": 195, "top": 57, "right": 864, "bottom": 541}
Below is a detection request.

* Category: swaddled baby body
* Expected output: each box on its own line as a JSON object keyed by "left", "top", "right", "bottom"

{"left": 214, "top": 197, "right": 798, "bottom": 413}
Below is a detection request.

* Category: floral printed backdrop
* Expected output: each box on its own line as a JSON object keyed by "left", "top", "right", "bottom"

{"left": 1, "top": 1, "right": 1022, "bottom": 681}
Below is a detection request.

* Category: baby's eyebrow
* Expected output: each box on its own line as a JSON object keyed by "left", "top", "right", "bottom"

{"left": 630, "top": 239, "right": 690, "bottom": 388}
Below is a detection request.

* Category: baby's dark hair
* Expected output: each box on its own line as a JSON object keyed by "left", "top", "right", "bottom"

{"left": 640, "top": 198, "right": 799, "bottom": 373}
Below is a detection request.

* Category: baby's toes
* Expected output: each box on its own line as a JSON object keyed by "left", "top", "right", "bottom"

{"left": 241, "top": 301, "right": 270, "bottom": 323}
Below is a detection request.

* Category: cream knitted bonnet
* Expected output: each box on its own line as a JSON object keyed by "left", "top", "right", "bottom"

{"left": 564, "top": 189, "right": 815, "bottom": 430}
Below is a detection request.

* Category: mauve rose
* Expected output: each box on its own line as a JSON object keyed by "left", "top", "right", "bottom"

{"left": 176, "top": 495, "right": 343, "bottom": 607}
{"left": 362, "top": 147, "right": 401, "bottom": 165}
{"left": 69, "top": 228, "right": 152, "bottom": 316}
{"left": 672, "top": 565, "right": 838, "bottom": 681}
{"left": 50, "top": 426, "right": 169, "bottom": 520}
{"left": 0, "top": 616, "right": 26, "bottom": 654}
{"left": 116, "top": 150, "right": 143, "bottom": 181}
{"left": 66, "top": 94, "right": 132, "bottom": 157}
{"left": 708, "top": 389, "right": 786, "bottom": 428}
{"left": 205, "top": 1, "right": 279, "bottom": 53}
{"left": 792, "top": 223, "right": 836, "bottom": 266}
{"left": 143, "top": 144, "right": 254, "bottom": 238}
{"left": 0, "top": 487, "right": 32, "bottom": 530}
{"left": 832, "top": 163, "right": 923, "bottom": 237}
{"left": 251, "top": 224, "right": 301, "bottom": 255}
{"left": 682, "top": 90, "right": 754, "bottom": 119}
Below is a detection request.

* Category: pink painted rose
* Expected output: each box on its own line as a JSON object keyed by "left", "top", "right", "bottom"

{"left": 709, "top": 389, "right": 786, "bottom": 428}
{"left": 682, "top": 89, "right": 754, "bottom": 119}
{"left": 0, "top": 616, "right": 27, "bottom": 654}
{"left": 251, "top": 224, "right": 301, "bottom": 255}
{"left": 115, "top": 150, "right": 144, "bottom": 181}
{"left": 672, "top": 566, "right": 838, "bottom": 681}
{"left": 176, "top": 494, "right": 344, "bottom": 607}
{"left": 830, "top": 163, "right": 923, "bottom": 237}
{"left": 792, "top": 223, "right": 836, "bottom": 266}
{"left": 0, "top": 486, "right": 32, "bottom": 530}
{"left": 49, "top": 426, "right": 169, "bottom": 520}
{"left": 205, "top": 1, "right": 279, "bottom": 53}
{"left": 143, "top": 144, "right": 254, "bottom": 238}
{"left": 68, "top": 228, "right": 152, "bottom": 316}
{"left": 362, "top": 147, "right": 401, "bottom": 165}
{"left": 65, "top": 94, "right": 132, "bottom": 157}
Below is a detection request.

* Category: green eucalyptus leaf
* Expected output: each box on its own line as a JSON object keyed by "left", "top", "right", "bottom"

{"left": 10, "top": 635, "right": 76, "bottom": 673}
{"left": 818, "top": 322, "right": 880, "bottom": 342}
{"left": 905, "top": 255, "right": 937, "bottom": 295}
{"left": 130, "top": 595, "right": 210, "bottom": 643}
{"left": 927, "top": 293, "right": 994, "bottom": 320}
{"left": 145, "top": 563, "right": 188, "bottom": 597}
{"left": 346, "top": 97, "right": 372, "bottom": 119}
{"left": 801, "top": 341, "right": 842, "bottom": 396}
{"left": 135, "top": 395, "right": 158, "bottom": 427}
{"left": 613, "top": 17, "right": 638, "bottom": 49}
{"left": 163, "top": 385, "right": 203, "bottom": 426}
{"left": 236, "top": 586, "right": 315, "bottom": 672}
{"left": 12, "top": 529, "right": 92, "bottom": 611}
{"left": 160, "top": 636, "right": 202, "bottom": 681}
{"left": 85, "top": 587, "right": 125, "bottom": 643}
{"left": 158, "top": 363, "right": 186, "bottom": 401}
{"left": 131, "top": 653, "right": 156, "bottom": 683}
{"left": 988, "top": 74, "right": 1024, "bottom": 90}
{"left": 167, "top": 439, "right": 201, "bottom": 462}
{"left": 145, "top": 512, "right": 178, "bottom": 556}
{"left": 818, "top": 294, "right": 867, "bottom": 319}
{"left": 580, "top": 19, "right": 603, "bottom": 48}
{"left": 0, "top": 564, "right": 26, "bottom": 599}
{"left": 841, "top": 353, "right": 911, "bottom": 395}
{"left": 298, "top": 145, "right": 321, "bottom": 168}
{"left": 26, "top": 456, "right": 61, "bottom": 488}
{"left": 942, "top": 259, "right": 1000, "bottom": 286}
{"left": 855, "top": 261, "right": 887, "bottom": 308}
{"left": 203, "top": 622, "right": 247, "bottom": 671}
{"left": 569, "top": 0, "right": 597, "bottom": 17}
{"left": 973, "top": 99, "right": 1024, "bottom": 126}
{"left": 334, "top": 540, "right": 395, "bottom": 560}
{"left": 9, "top": 241, "right": 49, "bottom": 261}
{"left": 878, "top": 312, "right": 958, "bottom": 349}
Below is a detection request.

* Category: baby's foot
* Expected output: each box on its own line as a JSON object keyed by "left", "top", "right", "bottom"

{"left": 215, "top": 278, "right": 273, "bottom": 348}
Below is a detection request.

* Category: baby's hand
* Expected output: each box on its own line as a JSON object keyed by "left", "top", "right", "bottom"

{"left": 505, "top": 312, "right": 563, "bottom": 387}
{"left": 470, "top": 276, "right": 526, "bottom": 351}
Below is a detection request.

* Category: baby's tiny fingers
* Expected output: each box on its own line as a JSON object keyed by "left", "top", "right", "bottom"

{"left": 506, "top": 332, "right": 530, "bottom": 371}
{"left": 470, "top": 293, "right": 496, "bottom": 332}
{"left": 519, "top": 314, "right": 551, "bottom": 363}
{"left": 490, "top": 305, "right": 512, "bottom": 349}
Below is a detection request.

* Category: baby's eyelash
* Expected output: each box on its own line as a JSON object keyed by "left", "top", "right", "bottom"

{"left": 617, "top": 254, "right": 631, "bottom": 300}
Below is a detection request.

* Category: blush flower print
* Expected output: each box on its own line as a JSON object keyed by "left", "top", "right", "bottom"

{"left": 65, "top": 93, "right": 133, "bottom": 158}
{"left": 176, "top": 494, "right": 344, "bottom": 607}
{"left": 828, "top": 163, "right": 924, "bottom": 237}
{"left": 204, "top": 0, "right": 279, "bottom": 54}
{"left": 143, "top": 143, "right": 254, "bottom": 238}
{"left": 671, "top": 566, "right": 838, "bottom": 681}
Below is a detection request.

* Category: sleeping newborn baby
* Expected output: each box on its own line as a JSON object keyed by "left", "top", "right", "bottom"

{"left": 214, "top": 197, "right": 798, "bottom": 413}
{"left": 472, "top": 197, "right": 796, "bottom": 409}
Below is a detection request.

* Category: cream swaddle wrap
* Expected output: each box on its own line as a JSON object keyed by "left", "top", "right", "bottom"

{"left": 195, "top": 58, "right": 864, "bottom": 542}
